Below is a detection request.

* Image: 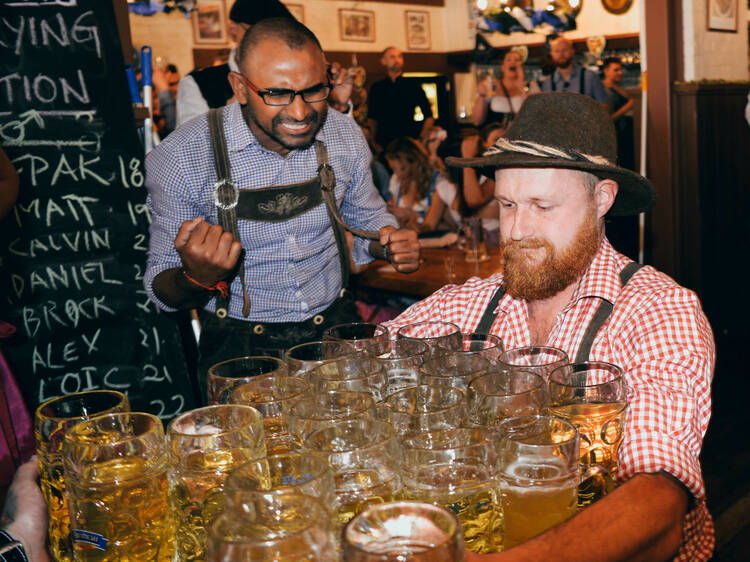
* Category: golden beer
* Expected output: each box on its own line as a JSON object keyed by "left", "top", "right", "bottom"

{"left": 335, "top": 468, "right": 402, "bottom": 525}
{"left": 501, "top": 480, "right": 578, "bottom": 549}
{"left": 66, "top": 456, "right": 172, "bottom": 561}
{"left": 35, "top": 390, "right": 129, "bottom": 562}
{"left": 500, "top": 460, "right": 578, "bottom": 549}
{"left": 171, "top": 448, "right": 258, "bottom": 561}
{"left": 404, "top": 465, "right": 503, "bottom": 554}
{"left": 548, "top": 401, "right": 627, "bottom": 506}
{"left": 39, "top": 462, "right": 69, "bottom": 560}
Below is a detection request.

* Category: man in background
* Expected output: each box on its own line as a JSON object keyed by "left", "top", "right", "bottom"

{"left": 368, "top": 46, "right": 434, "bottom": 154}
{"left": 176, "top": 0, "right": 294, "bottom": 127}
{"left": 541, "top": 36, "right": 608, "bottom": 106}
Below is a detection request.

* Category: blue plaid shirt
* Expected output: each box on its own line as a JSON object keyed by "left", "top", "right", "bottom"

{"left": 145, "top": 102, "right": 397, "bottom": 322}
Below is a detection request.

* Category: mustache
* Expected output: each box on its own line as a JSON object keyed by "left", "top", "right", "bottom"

{"left": 502, "top": 239, "right": 547, "bottom": 251}
{"left": 273, "top": 111, "right": 319, "bottom": 128}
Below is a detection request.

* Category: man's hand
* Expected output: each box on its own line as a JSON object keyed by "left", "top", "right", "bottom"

{"left": 328, "top": 62, "right": 354, "bottom": 111}
{"left": 461, "top": 135, "right": 482, "bottom": 158}
{"left": 2, "top": 457, "right": 50, "bottom": 562}
{"left": 174, "top": 217, "right": 242, "bottom": 286}
{"left": 380, "top": 226, "right": 419, "bottom": 273}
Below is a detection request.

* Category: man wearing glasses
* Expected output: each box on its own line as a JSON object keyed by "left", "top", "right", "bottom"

{"left": 144, "top": 18, "right": 419, "bottom": 386}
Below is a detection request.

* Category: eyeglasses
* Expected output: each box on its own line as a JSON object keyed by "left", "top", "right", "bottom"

{"left": 234, "top": 72, "right": 332, "bottom": 106}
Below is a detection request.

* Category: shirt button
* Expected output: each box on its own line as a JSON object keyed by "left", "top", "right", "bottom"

{"left": 300, "top": 302, "right": 309, "bottom": 312}
{"left": 287, "top": 235, "right": 295, "bottom": 244}
{"left": 295, "top": 290, "right": 303, "bottom": 299}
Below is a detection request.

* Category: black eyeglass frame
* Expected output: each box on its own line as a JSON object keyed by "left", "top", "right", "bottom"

{"left": 233, "top": 71, "right": 333, "bottom": 106}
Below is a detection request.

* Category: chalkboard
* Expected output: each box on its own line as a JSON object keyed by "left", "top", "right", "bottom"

{"left": 0, "top": 0, "right": 199, "bottom": 421}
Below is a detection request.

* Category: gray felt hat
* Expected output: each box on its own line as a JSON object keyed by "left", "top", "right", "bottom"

{"left": 446, "top": 92, "right": 656, "bottom": 216}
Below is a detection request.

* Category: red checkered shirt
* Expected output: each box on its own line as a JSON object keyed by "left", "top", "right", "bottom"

{"left": 385, "top": 238, "right": 715, "bottom": 561}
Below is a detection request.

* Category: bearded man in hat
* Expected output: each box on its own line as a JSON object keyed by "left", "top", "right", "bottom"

{"left": 386, "top": 92, "right": 715, "bottom": 561}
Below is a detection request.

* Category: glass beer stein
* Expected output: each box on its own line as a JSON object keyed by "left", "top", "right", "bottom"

{"left": 228, "top": 375, "right": 310, "bottom": 455}
{"left": 301, "top": 418, "right": 403, "bottom": 525}
{"left": 206, "top": 356, "right": 287, "bottom": 404}
{"left": 167, "top": 405, "right": 266, "bottom": 561}
{"left": 497, "top": 346, "right": 569, "bottom": 382}
{"left": 547, "top": 361, "right": 628, "bottom": 507}
{"left": 62, "top": 412, "right": 171, "bottom": 561}
{"left": 343, "top": 501, "right": 464, "bottom": 561}
{"left": 401, "top": 428, "right": 502, "bottom": 554}
{"left": 35, "top": 390, "right": 129, "bottom": 561}
{"left": 207, "top": 492, "right": 337, "bottom": 562}
{"left": 495, "top": 415, "right": 580, "bottom": 550}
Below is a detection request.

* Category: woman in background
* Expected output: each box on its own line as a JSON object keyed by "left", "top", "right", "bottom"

{"left": 472, "top": 49, "right": 540, "bottom": 128}
{"left": 384, "top": 137, "right": 460, "bottom": 233}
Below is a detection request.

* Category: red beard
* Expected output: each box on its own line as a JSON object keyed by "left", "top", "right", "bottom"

{"left": 500, "top": 213, "right": 601, "bottom": 301}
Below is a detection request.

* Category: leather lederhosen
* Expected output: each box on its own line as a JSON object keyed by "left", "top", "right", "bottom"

{"left": 196, "top": 108, "right": 382, "bottom": 387}
{"left": 474, "top": 262, "right": 643, "bottom": 362}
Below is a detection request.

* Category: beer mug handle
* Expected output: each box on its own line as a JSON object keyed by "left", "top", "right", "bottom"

{"left": 578, "top": 464, "right": 616, "bottom": 508}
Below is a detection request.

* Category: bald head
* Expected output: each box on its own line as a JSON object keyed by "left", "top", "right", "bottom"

{"left": 550, "top": 36, "right": 574, "bottom": 69}
{"left": 238, "top": 17, "right": 322, "bottom": 67}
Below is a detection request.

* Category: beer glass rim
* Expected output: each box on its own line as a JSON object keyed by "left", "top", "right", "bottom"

{"left": 209, "top": 492, "right": 330, "bottom": 546}
{"left": 35, "top": 389, "right": 128, "bottom": 421}
{"left": 289, "top": 390, "right": 375, "bottom": 421}
{"left": 401, "top": 426, "right": 493, "bottom": 452}
{"left": 312, "top": 356, "right": 385, "bottom": 382}
{"left": 323, "top": 322, "right": 389, "bottom": 340}
{"left": 63, "top": 411, "right": 163, "bottom": 447}
{"left": 343, "top": 500, "right": 460, "bottom": 553}
{"left": 548, "top": 361, "right": 625, "bottom": 388}
{"left": 469, "top": 370, "right": 546, "bottom": 396}
{"left": 498, "top": 346, "right": 569, "bottom": 366}
{"left": 301, "top": 418, "right": 397, "bottom": 453}
{"left": 396, "top": 321, "right": 461, "bottom": 340}
{"left": 364, "top": 338, "right": 430, "bottom": 360}
{"left": 284, "top": 339, "right": 356, "bottom": 361}
{"left": 495, "top": 414, "right": 578, "bottom": 446}
{"left": 229, "top": 375, "right": 310, "bottom": 404}
{"left": 421, "top": 353, "right": 491, "bottom": 377}
{"left": 437, "top": 332, "right": 504, "bottom": 349}
{"left": 208, "top": 355, "right": 286, "bottom": 376}
{"left": 384, "top": 385, "right": 466, "bottom": 414}
{"left": 166, "top": 404, "right": 263, "bottom": 439}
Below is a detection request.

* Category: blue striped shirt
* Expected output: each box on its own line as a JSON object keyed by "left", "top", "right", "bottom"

{"left": 144, "top": 102, "right": 397, "bottom": 322}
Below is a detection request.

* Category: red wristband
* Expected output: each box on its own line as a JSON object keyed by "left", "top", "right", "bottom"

{"left": 181, "top": 269, "right": 229, "bottom": 298}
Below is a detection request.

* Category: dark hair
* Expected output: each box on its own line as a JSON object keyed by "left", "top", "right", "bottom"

{"left": 384, "top": 137, "right": 432, "bottom": 201}
{"left": 238, "top": 17, "right": 322, "bottom": 66}
{"left": 166, "top": 64, "right": 178, "bottom": 74}
{"left": 229, "top": 0, "right": 294, "bottom": 26}
{"left": 381, "top": 46, "right": 399, "bottom": 58}
{"left": 602, "top": 56, "right": 623, "bottom": 70}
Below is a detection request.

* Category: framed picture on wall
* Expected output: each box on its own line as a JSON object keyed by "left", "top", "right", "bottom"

{"left": 287, "top": 4, "right": 305, "bottom": 24}
{"left": 405, "top": 10, "right": 431, "bottom": 50}
{"left": 339, "top": 9, "right": 376, "bottom": 42}
{"left": 192, "top": 2, "right": 227, "bottom": 44}
{"left": 707, "top": 0, "right": 738, "bottom": 32}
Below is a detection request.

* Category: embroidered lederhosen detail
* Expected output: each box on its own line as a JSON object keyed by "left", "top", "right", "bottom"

{"left": 206, "top": 107, "right": 382, "bottom": 319}
{"left": 474, "top": 261, "right": 643, "bottom": 355}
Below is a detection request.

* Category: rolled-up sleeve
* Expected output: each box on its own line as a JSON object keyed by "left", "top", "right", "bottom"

{"left": 615, "top": 287, "right": 714, "bottom": 502}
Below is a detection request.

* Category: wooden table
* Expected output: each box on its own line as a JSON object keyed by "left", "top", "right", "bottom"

{"left": 353, "top": 245, "right": 502, "bottom": 298}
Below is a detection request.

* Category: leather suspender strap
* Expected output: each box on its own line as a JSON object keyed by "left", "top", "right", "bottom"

{"left": 208, "top": 107, "right": 250, "bottom": 318}
{"left": 574, "top": 261, "right": 643, "bottom": 363}
{"left": 314, "top": 141, "right": 351, "bottom": 290}
{"left": 474, "top": 284, "right": 506, "bottom": 335}
{"left": 314, "top": 141, "right": 385, "bottom": 290}
{"left": 313, "top": 142, "right": 381, "bottom": 241}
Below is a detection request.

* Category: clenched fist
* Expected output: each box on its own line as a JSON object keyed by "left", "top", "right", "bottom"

{"left": 175, "top": 217, "right": 243, "bottom": 286}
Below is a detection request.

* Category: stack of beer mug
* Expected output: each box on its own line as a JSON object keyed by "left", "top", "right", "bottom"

{"left": 33, "top": 319, "right": 629, "bottom": 561}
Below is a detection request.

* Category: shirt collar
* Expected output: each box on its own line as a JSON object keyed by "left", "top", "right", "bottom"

{"left": 568, "top": 237, "right": 622, "bottom": 305}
